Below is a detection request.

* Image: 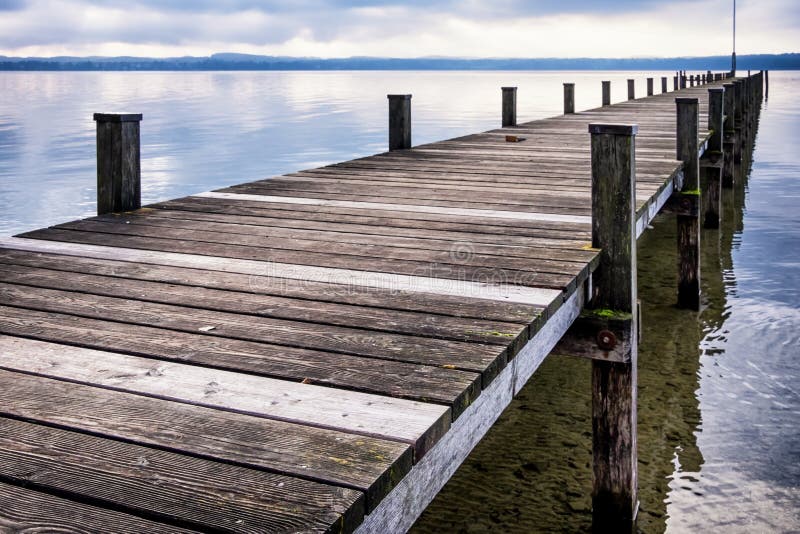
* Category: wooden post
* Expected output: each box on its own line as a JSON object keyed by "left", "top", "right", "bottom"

{"left": 765, "top": 70, "right": 769, "bottom": 98}
{"left": 673, "top": 76, "right": 679, "bottom": 91}
{"left": 388, "top": 94, "right": 412, "bottom": 151}
{"left": 690, "top": 75, "right": 695, "bottom": 87}
{"left": 627, "top": 79, "right": 635, "bottom": 100}
{"left": 646, "top": 78, "right": 653, "bottom": 96}
{"left": 681, "top": 75, "right": 687, "bottom": 89}
{"left": 661, "top": 77, "right": 668, "bottom": 93}
{"left": 732, "top": 81, "right": 743, "bottom": 164}
{"left": 704, "top": 88, "right": 725, "bottom": 229}
{"left": 587, "top": 122, "right": 639, "bottom": 530}
{"left": 675, "top": 98, "right": 701, "bottom": 310}
{"left": 722, "top": 82, "right": 736, "bottom": 188}
{"left": 564, "top": 83, "right": 575, "bottom": 114}
{"left": 501, "top": 87, "right": 517, "bottom": 127}
{"left": 94, "top": 113, "right": 142, "bottom": 215}
{"left": 602, "top": 81, "right": 611, "bottom": 106}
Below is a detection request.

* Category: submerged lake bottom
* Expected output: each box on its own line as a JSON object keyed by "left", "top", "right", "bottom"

{"left": 0, "top": 71, "right": 798, "bottom": 532}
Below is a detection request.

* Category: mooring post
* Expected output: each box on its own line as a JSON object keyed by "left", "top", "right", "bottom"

{"left": 646, "top": 78, "right": 653, "bottom": 96}
{"left": 690, "top": 75, "right": 695, "bottom": 87}
{"left": 501, "top": 87, "right": 517, "bottom": 127}
{"left": 564, "top": 83, "right": 575, "bottom": 114}
{"left": 732, "top": 81, "right": 743, "bottom": 164}
{"left": 681, "top": 75, "right": 687, "bottom": 89}
{"left": 722, "top": 82, "right": 736, "bottom": 188}
{"left": 627, "top": 79, "right": 635, "bottom": 100}
{"left": 587, "top": 122, "right": 639, "bottom": 530}
{"left": 388, "top": 94, "right": 412, "bottom": 151}
{"left": 704, "top": 88, "right": 725, "bottom": 229}
{"left": 662, "top": 76, "right": 668, "bottom": 93}
{"left": 93, "top": 113, "right": 142, "bottom": 216}
{"left": 673, "top": 76, "right": 679, "bottom": 91}
{"left": 675, "top": 98, "right": 701, "bottom": 310}
{"left": 602, "top": 81, "right": 611, "bottom": 106}
{"left": 765, "top": 70, "right": 769, "bottom": 98}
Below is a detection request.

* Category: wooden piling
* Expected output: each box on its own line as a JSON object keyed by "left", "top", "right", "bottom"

{"left": 564, "top": 83, "right": 575, "bottom": 114}
{"left": 661, "top": 77, "right": 668, "bottom": 93}
{"left": 501, "top": 87, "right": 517, "bottom": 127}
{"left": 673, "top": 76, "right": 679, "bottom": 91}
{"left": 704, "top": 88, "right": 725, "bottom": 229}
{"left": 646, "top": 78, "right": 653, "bottom": 96}
{"left": 765, "top": 70, "right": 769, "bottom": 98}
{"left": 602, "top": 81, "right": 611, "bottom": 106}
{"left": 93, "top": 113, "right": 142, "bottom": 216}
{"left": 388, "top": 94, "right": 412, "bottom": 151}
{"left": 732, "top": 81, "right": 743, "bottom": 164}
{"left": 627, "top": 79, "right": 635, "bottom": 101}
{"left": 681, "top": 75, "right": 687, "bottom": 89}
{"left": 675, "top": 98, "right": 701, "bottom": 310}
{"left": 587, "top": 122, "right": 639, "bottom": 530}
{"left": 722, "top": 82, "right": 736, "bottom": 188}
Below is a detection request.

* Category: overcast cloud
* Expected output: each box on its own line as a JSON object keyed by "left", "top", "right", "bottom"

{"left": 0, "top": 0, "right": 797, "bottom": 58}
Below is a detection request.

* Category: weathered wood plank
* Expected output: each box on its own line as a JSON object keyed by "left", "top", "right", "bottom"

{"left": 103, "top": 208, "right": 592, "bottom": 250}
{"left": 14, "top": 229, "right": 581, "bottom": 291}
{"left": 0, "top": 237, "right": 563, "bottom": 305}
{"left": 0, "top": 367, "right": 412, "bottom": 509}
{"left": 0, "top": 263, "right": 528, "bottom": 345}
{"left": 50, "top": 218, "right": 595, "bottom": 274}
{"left": 153, "top": 197, "right": 592, "bottom": 239}
{"left": 0, "top": 248, "right": 542, "bottom": 323}
{"left": 0, "top": 284, "right": 510, "bottom": 376}
{"left": 193, "top": 191, "right": 593, "bottom": 222}
{"left": 0, "top": 417, "right": 364, "bottom": 533}
{"left": 0, "top": 334, "right": 451, "bottom": 452}
{"left": 0, "top": 482, "right": 199, "bottom": 534}
{"left": 0, "top": 306, "right": 480, "bottom": 415}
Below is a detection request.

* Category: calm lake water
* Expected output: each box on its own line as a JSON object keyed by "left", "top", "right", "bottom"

{"left": 1, "top": 70, "right": 798, "bottom": 532}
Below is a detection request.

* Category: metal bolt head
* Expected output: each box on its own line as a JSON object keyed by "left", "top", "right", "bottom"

{"left": 596, "top": 329, "right": 617, "bottom": 350}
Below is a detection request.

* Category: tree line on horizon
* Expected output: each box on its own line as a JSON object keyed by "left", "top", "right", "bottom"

{"left": 0, "top": 53, "right": 797, "bottom": 71}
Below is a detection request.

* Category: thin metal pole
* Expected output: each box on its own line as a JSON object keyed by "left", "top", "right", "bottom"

{"left": 732, "top": 0, "right": 737, "bottom": 74}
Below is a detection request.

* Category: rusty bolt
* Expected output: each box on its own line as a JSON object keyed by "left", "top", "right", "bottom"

{"left": 596, "top": 329, "right": 617, "bottom": 350}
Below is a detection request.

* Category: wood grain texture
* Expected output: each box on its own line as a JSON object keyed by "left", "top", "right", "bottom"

{"left": 0, "top": 248, "right": 542, "bottom": 324}
{"left": 0, "top": 482, "right": 199, "bottom": 534}
{"left": 194, "top": 191, "right": 593, "bottom": 224}
{"left": 0, "top": 305, "right": 480, "bottom": 416}
{"left": 0, "top": 263, "right": 528, "bottom": 346}
{"left": 0, "top": 237, "right": 562, "bottom": 305}
{"left": 588, "top": 124, "right": 639, "bottom": 526}
{"left": 0, "top": 418, "right": 364, "bottom": 533}
{"left": 0, "top": 368, "right": 410, "bottom": 510}
{"left": 0, "top": 335, "right": 450, "bottom": 452}
{"left": 95, "top": 117, "right": 141, "bottom": 215}
{"left": 0, "top": 284, "right": 508, "bottom": 380}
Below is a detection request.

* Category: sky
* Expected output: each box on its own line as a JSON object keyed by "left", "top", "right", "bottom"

{"left": 0, "top": 0, "right": 797, "bottom": 59}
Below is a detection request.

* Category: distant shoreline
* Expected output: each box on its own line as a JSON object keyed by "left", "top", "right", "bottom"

{"left": 1, "top": 53, "right": 798, "bottom": 71}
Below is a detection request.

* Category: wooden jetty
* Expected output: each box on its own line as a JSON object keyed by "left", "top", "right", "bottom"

{"left": 0, "top": 69, "right": 764, "bottom": 532}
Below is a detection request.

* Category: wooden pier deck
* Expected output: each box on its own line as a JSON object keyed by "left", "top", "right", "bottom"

{"left": 0, "top": 75, "right": 747, "bottom": 532}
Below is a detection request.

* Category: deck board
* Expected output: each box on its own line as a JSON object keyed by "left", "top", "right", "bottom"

{"left": 0, "top": 80, "right": 727, "bottom": 531}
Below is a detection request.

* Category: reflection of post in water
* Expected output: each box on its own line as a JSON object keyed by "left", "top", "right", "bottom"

{"left": 635, "top": 72, "right": 764, "bottom": 531}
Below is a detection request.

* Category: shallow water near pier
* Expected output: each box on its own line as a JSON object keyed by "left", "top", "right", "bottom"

{"left": 1, "top": 70, "right": 798, "bottom": 532}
